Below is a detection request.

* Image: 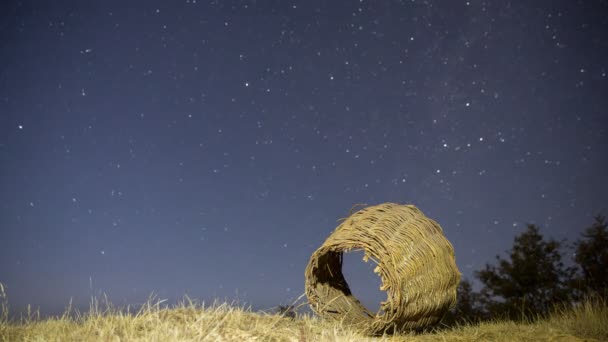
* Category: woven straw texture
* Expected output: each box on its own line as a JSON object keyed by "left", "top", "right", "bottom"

{"left": 304, "top": 203, "right": 460, "bottom": 335}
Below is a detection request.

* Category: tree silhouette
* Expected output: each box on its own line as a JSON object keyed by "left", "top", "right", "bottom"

{"left": 574, "top": 214, "right": 608, "bottom": 299}
{"left": 277, "top": 305, "right": 296, "bottom": 319}
{"left": 475, "top": 224, "right": 576, "bottom": 320}
{"left": 442, "top": 278, "right": 486, "bottom": 325}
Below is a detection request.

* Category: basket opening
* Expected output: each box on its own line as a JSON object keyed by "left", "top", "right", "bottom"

{"left": 342, "top": 249, "right": 386, "bottom": 315}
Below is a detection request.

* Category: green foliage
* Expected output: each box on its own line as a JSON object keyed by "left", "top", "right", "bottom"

{"left": 455, "top": 279, "right": 486, "bottom": 321}
{"left": 277, "top": 305, "right": 296, "bottom": 319}
{"left": 574, "top": 215, "right": 608, "bottom": 299}
{"left": 475, "top": 224, "right": 576, "bottom": 320}
{"left": 442, "top": 278, "right": 486, "bottom": 325}
{"left": 445, "top": 214, "right": 608, "bottom": 324}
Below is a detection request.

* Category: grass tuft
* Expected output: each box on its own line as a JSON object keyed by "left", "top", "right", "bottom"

{"left": 546, "top": 297, "right": 608, "bottom": 341}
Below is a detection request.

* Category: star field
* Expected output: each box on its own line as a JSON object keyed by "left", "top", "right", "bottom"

{"left": 1, "top": 0, "right": 607, "bottom": 316}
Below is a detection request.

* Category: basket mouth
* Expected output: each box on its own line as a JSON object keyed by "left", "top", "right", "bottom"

{"left": 312, "top": 248, "right": 386, "bottom": 309}
{"left": 306, "top": 249, "right": 376, "bottom": 328}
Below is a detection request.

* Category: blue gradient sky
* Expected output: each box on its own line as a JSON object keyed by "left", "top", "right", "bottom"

{"left": 1, "top": 0, "right": 607, "bottom": 317}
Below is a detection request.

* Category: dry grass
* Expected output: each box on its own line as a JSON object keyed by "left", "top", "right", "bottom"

{"left": 0, "top": 284, "right": 606, "bottom": 342}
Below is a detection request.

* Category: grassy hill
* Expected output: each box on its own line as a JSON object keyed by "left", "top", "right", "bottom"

{"left": 1, "top": 285, "right": 606, "bottom": 341}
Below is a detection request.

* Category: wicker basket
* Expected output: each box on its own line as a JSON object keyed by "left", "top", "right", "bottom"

{"left": 304, "top": 203, "right": 460, "bottom": 335}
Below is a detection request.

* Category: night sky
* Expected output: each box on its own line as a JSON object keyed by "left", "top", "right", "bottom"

{"left": 1, "top": 0, "right": 607, "bottom": 317}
